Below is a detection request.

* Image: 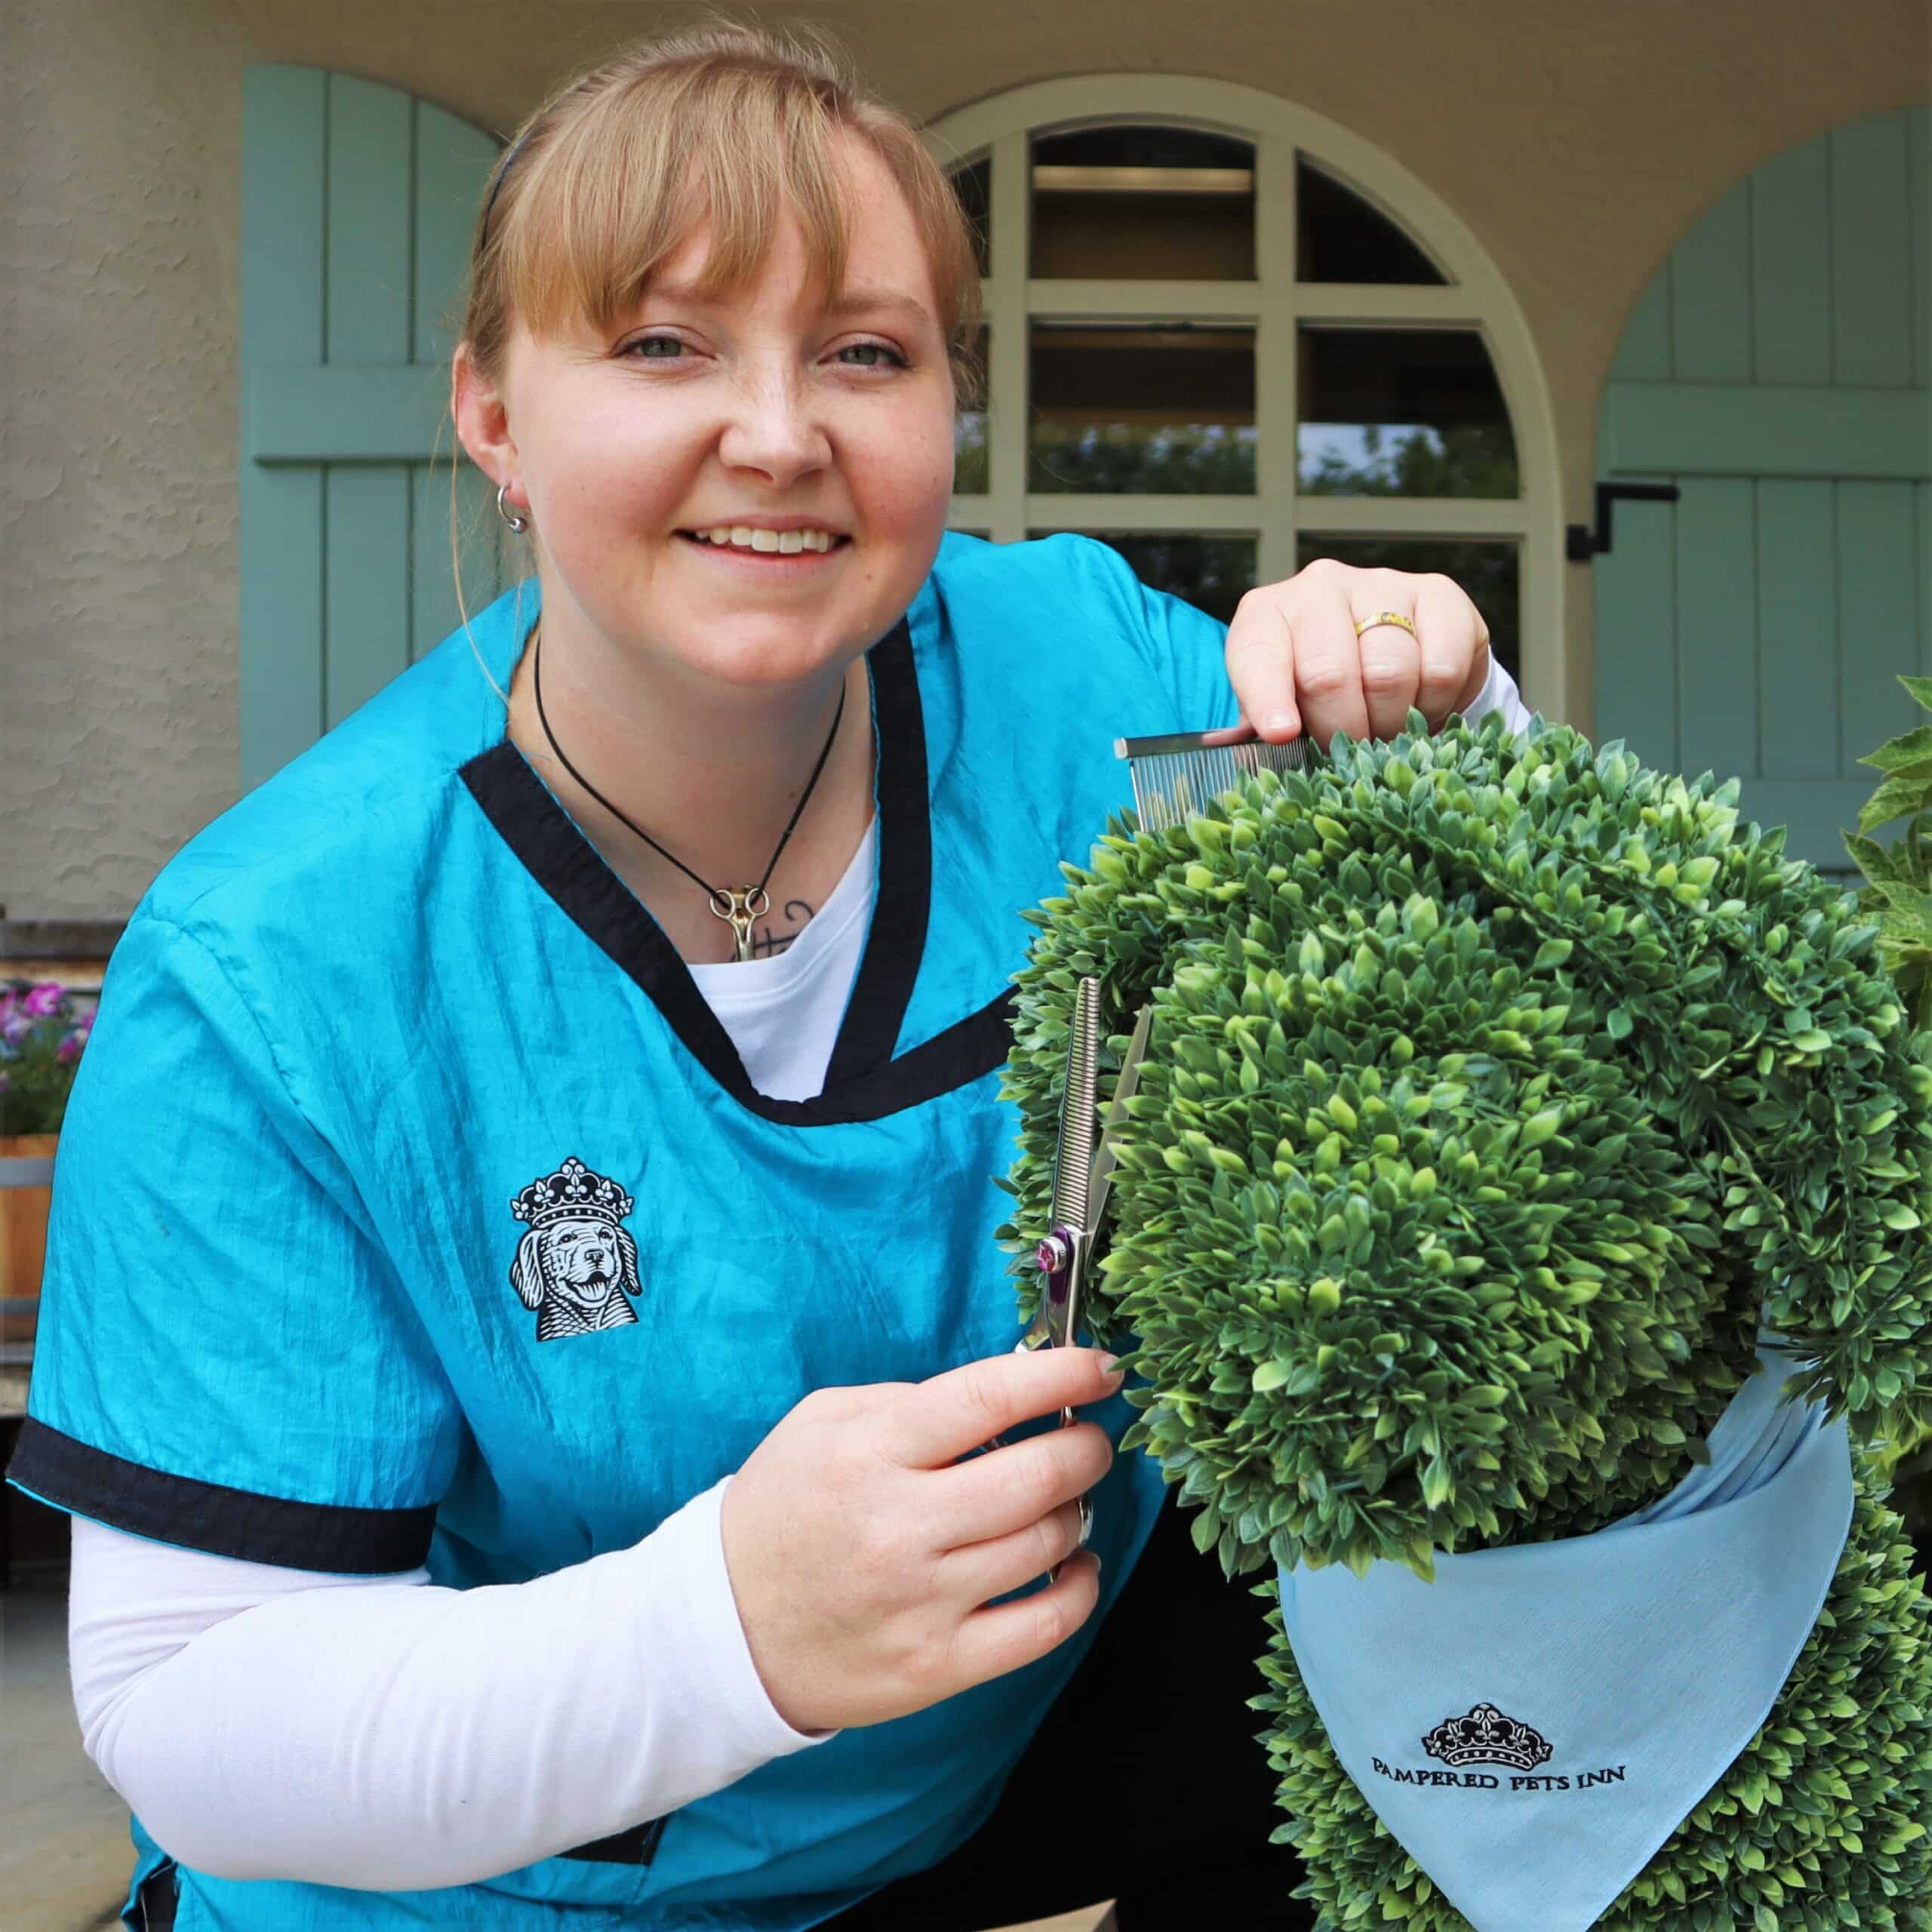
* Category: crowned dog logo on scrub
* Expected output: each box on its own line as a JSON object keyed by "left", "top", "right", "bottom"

{"left": 509, "top": 1155, "right": 643, "bottom": 1341}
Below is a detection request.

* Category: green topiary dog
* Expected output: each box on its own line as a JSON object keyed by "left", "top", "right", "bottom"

{"left": 998, "top": 710, "right": 1932, "bottom": 1930}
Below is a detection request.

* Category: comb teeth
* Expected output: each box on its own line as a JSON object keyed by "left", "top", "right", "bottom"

{"left": 1113, "top": 732, "right": 1308, "bottom": 834}
{"left": 1050, "top": 977, "right": 1102, "bottom": 1230}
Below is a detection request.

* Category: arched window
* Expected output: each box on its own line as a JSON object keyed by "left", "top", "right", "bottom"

{"left": 927, "top": 76, "right": 1562, "bottom": 712}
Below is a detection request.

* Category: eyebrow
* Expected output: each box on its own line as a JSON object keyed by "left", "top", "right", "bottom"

{"left": 645, "top": 278, "right": 934, "bottom": 327}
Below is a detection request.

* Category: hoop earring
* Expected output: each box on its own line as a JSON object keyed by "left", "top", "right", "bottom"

{"left": 496, "top": 483, "right": 530, "bottom": 534}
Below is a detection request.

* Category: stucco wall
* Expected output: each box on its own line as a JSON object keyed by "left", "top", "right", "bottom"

{"left": 2, "top": 0, "right": 1927, "bottom": 919}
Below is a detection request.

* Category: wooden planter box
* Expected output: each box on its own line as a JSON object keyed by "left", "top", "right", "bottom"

{"left": 1, "top": 1134, "right": 58, "bottom": 1347}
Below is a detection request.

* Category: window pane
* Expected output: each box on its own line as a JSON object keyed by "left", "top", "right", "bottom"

{"left": 955, "top": 328, "right": 989, "bottom": 494}
{"left": 1297, "top": 160, "right": 1446, "bottom": 284}
{"left": 1298, "top": 328, "right": 1518, "bottom": 498}
{"left": 1040, "top": 533, "right": 1257, "bottom": 626}
{"left": 1031, "top": 125, "right": 1255, "bottom": 281}
{"left": 951, "top": 156, "right": 992, "bottom": 279}
{"left": 1030, "top": 324, "right": 1255, "bottom": 494}
{"left": 1295, "top": 536, "right": 1521, "bottom": 689}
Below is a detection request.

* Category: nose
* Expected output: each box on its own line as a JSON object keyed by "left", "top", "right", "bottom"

{"left": 716, "top": 365, "right": 832, "bottom": 491}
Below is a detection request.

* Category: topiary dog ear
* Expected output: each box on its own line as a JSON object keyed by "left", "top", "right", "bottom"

{"left": 509, "top": 1229, "right": 548, "bottom": 1311}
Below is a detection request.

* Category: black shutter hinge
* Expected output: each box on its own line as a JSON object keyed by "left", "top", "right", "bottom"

{"left": 1566, "top": 482, "right": 1681, "bottom": 561}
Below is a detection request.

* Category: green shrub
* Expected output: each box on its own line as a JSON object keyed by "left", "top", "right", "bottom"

{"left": 998, "top": 711, "right": 1932, "bottom": 1925}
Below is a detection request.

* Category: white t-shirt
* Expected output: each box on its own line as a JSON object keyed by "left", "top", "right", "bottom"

{"left": 686, "top": 815, "right": 877, "bottom": 1100}
{"left": 66, "top": 660, "right": 1532, "bottom": 1888}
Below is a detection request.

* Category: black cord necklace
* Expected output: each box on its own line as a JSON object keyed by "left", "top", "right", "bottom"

{"left": 531, "top": 624, "right": 848, "bottom": 963}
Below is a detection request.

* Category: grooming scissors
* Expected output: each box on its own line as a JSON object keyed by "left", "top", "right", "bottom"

{"left": 1011, "top": 977, "right": 1155, "bottom": 1571}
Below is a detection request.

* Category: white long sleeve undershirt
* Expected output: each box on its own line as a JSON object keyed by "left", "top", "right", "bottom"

{"left": 63, "top": 655, "right": 1533, "bottom": 1890}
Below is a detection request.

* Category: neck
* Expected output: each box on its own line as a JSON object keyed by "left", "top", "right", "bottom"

{"left": 503, "top": 611, "right": 876, "bottom": 951}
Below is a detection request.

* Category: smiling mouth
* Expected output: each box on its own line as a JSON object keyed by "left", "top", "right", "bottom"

{"left": 676, "top": 528, "right": 851, "bottom": 558}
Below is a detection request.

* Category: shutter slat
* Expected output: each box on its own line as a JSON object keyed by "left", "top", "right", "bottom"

{"left": 414, "top": 102, "right": 500, "bottom": 368}
{"left": 238, "top": 469, "right": 325, "bottom": 792}
{"left": 1830, "top": 113, "right": 1915, "bottom": 389}
{"left": 325, "top": 75, "right": 414, "bottom": 367}
{"left": 1674, "top": 478, "right": 1757, "bottom": 784}
{"left": 242, "top": 69, "right": 325, "bottom": 361}
{"left": 1757, "top": 479, "right": 1839, "bottom": 780}
{"left": 1749, "top": 139, "right": 1832, "bottom": 386}
{"left": 411, "top": 463, "right": 501, "bottom": 665}
{"left": 1835, "top": 481, "right": 1921, "bottom": 771}
{"left": 1669, "top": 179, "right": 1752, "bottom": 386}
{"left": 1593, "top": 482, "right": 1678, "bottom": 771}
{"left": 325, "top": 468, "right": 413, "bottom": 728}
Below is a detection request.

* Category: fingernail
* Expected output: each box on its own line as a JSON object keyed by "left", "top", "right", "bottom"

{"left": 1261, "top": 709, "right": 1298, "bottom": 738}
{"left": 1098, "top": 1354, "right": 1124, "bottom": 1383}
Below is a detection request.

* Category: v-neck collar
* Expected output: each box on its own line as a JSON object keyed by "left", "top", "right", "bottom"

{"left": 458, "top": 618, "right": 1014, "bottom": 1125}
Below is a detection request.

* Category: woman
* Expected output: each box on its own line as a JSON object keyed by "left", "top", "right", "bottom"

{"left": 6, "top": 21, "right": 1530, "bottom": 1930}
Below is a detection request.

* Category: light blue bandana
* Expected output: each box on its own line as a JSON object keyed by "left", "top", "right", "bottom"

{"left": 1278, "top": 1334, "right": 1855, "bottom": 1932}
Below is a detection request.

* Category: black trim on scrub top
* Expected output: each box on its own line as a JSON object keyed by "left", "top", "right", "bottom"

{"left": 458, "top": 617, "right": 1015, "bottom": 1125}
{"left": 559, "top": 1817, "right": 668, "bottom": 1865}
{"left": 4, "top": 1417, "right": 438, "bottom": 1574}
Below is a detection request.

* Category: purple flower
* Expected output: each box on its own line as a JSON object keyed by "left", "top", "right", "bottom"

{"left": 22, "top": 982, "right": 64, "bottom": 1019}
{"left": 57, "top": 1031, "right": 85, "bottom": 1063}
{"left": 1, "top": 1013, "right": 28, "bottom": 1051}
{"left": 0, "top": 989, "right": 13, "bottom": 1025}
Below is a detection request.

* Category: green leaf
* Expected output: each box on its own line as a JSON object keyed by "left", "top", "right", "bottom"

{"left": 1841, "top": 830, "right": 1904, "bottom": 886}
{"left": 1253, "top": 1360, "right": 1291, "bottom": 1392}
{"left": 1857, "top": 724, "right": 1932, "bottom": 771}
{"left": 1859, "top": 771, "right": 1932, "bottom": 833}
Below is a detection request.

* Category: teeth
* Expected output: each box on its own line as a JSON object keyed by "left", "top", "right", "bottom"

{"left": 694, "top": 525, "right": 837, "bottom": 553}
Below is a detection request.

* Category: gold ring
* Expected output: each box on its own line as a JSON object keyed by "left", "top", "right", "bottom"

{"left": 1355, "top": 611, "right": 1417, "bottom": 638}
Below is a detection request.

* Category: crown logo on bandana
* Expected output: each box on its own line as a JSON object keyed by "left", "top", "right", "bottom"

{"left": 510, "top": 1155, "right": 635, "bottom": 1230}
{"left": 1421, "top": 1702, "right": 1554, "bottom": 1771}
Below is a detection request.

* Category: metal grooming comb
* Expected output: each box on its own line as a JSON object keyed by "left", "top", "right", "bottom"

{"left": 1113, "top": 729, "right": 1309, "bottom": 833}
{"left": 1046, "top": 976, "right": 1102, "bottom": 1245}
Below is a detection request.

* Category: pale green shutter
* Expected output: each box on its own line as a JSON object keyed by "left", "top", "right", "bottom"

{"left": 238, "top": 66, "right": 503, "bottom": 791}
{"left": 1592, "top": 105, "right": 1931, "bottom": 873}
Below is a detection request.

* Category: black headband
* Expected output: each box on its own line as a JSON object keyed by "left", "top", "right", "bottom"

{"left": 478, "top": 126, "right": 535, "bottom": 253}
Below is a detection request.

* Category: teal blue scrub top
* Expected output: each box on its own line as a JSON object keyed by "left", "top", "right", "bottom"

{"left": 6, "top": 532, "right": 1242, "bottom": 1931}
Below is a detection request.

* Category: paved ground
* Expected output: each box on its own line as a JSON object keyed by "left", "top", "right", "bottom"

{"left": 1, "top": 1567, "right": 131, "bottom": 1932}
{"left": 0, "top": 1554, "right": 1109, "bottom": 1932}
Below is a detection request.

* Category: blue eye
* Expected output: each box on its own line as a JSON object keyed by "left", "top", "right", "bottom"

{"left": 629, "top": 335, "right": 685, "bottom": 359}
{"left": 838, "top": 343, "right": 906, "bottom": 369}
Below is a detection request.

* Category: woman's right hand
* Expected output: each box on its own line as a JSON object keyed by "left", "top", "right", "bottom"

{"left": 718, "top": 1346, "right": 1124, "bottom": 1734}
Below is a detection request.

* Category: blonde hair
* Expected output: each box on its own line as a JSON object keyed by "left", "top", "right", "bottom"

{"left": 449, "top": 18, "right": 983, "bottom": 701}
{"left": 463, "top": 20, "right": 981, "bottom": 395}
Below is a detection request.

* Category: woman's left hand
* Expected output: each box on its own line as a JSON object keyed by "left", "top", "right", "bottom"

{"left": 1211, "top": 556, "right": 1492, "bottom": 750}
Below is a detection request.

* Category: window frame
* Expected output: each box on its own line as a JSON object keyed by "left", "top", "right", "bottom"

{"left": 925, "top": 74, "right": 1564, "bottom": 716}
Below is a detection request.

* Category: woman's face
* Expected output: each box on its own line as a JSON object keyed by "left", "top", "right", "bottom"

{"left": 484, "top": 131, "right": 957, "bottom": 697}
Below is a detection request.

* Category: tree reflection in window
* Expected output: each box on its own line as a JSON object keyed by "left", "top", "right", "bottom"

{"left": 1299, "top": 328, "right": 1518, "bottom": 499}
{"left": 1030, "top": 324, "right": 1256, "bottom": 494}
